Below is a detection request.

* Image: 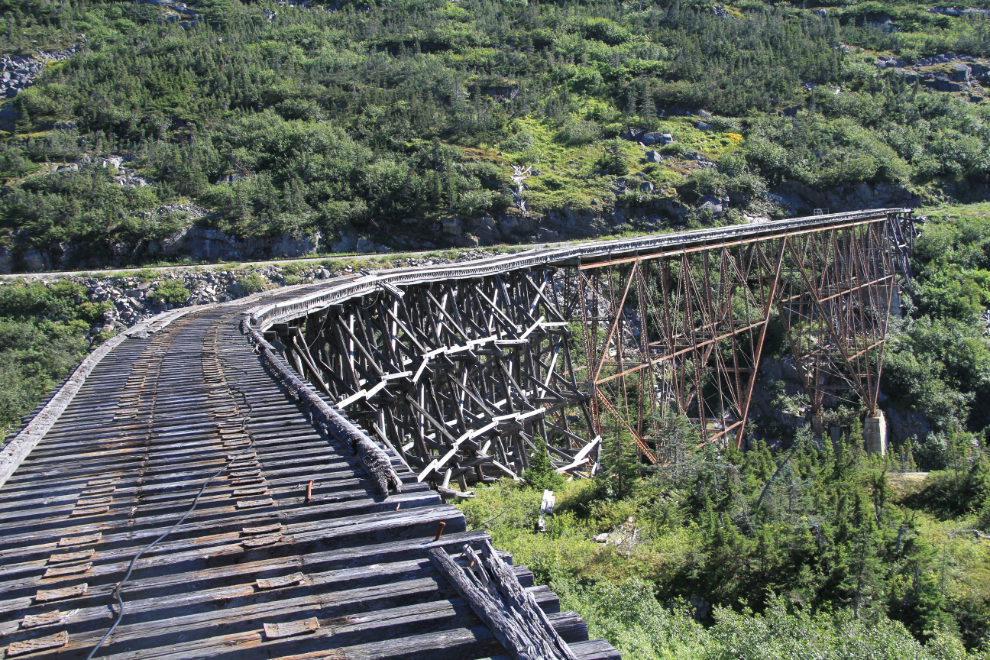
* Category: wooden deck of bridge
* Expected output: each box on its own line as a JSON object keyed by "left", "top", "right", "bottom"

{"left": 0, "top": 288, "right": 618, "bottom": 660}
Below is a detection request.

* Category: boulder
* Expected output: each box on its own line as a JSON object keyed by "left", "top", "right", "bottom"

{"left": 951, "top": 63, "right": 972, "bottom": 81}
{"left": 644, "top": 150, "right": 663, "bottom": 163}
{"left": 640, "top": 132, "right": 663, "bottom": 145}
{"left": 696, "top": 121, "right": 713, "bottom": 131}
{"left": 639, "top": 181, "right": 655, "bottom": 194}
{"left": 621, "top": 127, "right": 646, "bottom": 141}
{"left": 927, "top": 78, "right": 964, "bottom": 92}
{"left": 699, "top": 195, "right": 724, "bottom": 215}
{"left": 659, "top": 133, "right": 674, "bottom": 145}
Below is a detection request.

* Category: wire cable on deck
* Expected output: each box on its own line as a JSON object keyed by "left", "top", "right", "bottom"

{"left": 86, "top": 374, "right": 257, "bottom": 659}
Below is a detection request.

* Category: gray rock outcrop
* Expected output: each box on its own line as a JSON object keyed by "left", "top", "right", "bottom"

{"left": 0, "top": 48, "right": 77, "bottom": 100}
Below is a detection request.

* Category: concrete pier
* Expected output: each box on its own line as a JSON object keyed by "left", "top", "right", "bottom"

{"left": 864, "top": 410, "right": 887, "bottom": 455}
{"left": 811, "top": 413, "right": 824, "bottom": 438}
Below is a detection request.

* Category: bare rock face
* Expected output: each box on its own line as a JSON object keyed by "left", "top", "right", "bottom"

{"left": 356, "top": 237, "right": 377, "bottom": 253}
{"left": 442, "top": 217, "right": 462, "bottom": 235}
{"left": 471, "top": 215, "right": 499, "bottom": 245}
{"left": 884, "top": 406, "right": 934, "bottom": 445}
{"left": 22, "top": 250, "right": 49, "bottom": 272}
{"left": 270, "top": 232, "right": 321, "bottom": 258}
{"left": 332, "top": 231, "right": 358, "bottom": 253}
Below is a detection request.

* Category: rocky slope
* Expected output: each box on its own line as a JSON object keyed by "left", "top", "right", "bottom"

{"left": 2, "top": 248, "right": 494, "bottom": 336}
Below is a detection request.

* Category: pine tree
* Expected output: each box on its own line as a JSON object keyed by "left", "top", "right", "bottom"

{"left": 640, "top": 84, "right": 656, "bottom": 124}
{"left": 600, "top": 423, "right": 639, "bottom": 499}
{"left": 526, "top": 437, "right": 564, "bottom": 492}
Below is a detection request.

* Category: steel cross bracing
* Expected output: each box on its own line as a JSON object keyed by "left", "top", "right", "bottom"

{"left": 581, "top": 211, "right": 915, "bottom": 461}
{"left": 254, "top": 208, "right": 915, "bottom": 477}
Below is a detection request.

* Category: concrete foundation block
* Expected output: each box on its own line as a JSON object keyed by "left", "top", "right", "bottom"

{"left": 864, "top": 411, "right": 887, "bottom": 455}
{"left": 811, "top": 413, "right": 824, "bottom": 438}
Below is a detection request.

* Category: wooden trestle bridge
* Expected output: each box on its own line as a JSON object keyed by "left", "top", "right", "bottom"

{"left": 0, "top": 208, "right": 913, "bottom": 659}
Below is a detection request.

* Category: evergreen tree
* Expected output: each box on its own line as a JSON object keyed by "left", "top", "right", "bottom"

{"left": 526, "top": 437, "right": 564, "bottom": 492}
{"left": 600, "top": 422, "right": 639, "bottom": 500}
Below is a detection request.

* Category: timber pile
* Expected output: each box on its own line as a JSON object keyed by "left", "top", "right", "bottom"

{"left": 0, "top": 285, "right": 618, "bottom": 660}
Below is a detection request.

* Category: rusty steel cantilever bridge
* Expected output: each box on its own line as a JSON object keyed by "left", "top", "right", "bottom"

{"left": 0, "top": 208, "right": 913, "bottom": 660}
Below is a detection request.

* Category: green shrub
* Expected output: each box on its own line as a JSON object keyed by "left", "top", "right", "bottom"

{"left": 235, "top": 273, "right": 267, "bottom": 295}
{"left": 92, "top": 328, "right": 118, "bottom": 345}
{"left": 660, "top": 142, "right": 693, "bottom": 158}
{"left": 708, "top": 116, "right": 743, "bottom": 133}
{"left": 525, "top": 438, "right": 565, "bottom": 492}
{"left": 595, "top": 143, "right": 629, "bottom": 176}
{"left": 76, "top": 301, "right": 112, "bottom": 324}
{"left": 0, "top": 318, "right": 88, "bottom": 441}
{"left": 0, "top": 281, "right": 84, "bottom": 321}
{"left": 559, "top": 119, "right": 600, "bottom": 146}
{"left": 150, "top": 280, "right": 190, "bottom": 305}
{"left": 504, "top": 130, "right": 535, "bottom": 152}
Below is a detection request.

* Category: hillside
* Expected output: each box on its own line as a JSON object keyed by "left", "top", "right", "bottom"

{"left": 1, "top": 0, "right": 990, "bottom": 270}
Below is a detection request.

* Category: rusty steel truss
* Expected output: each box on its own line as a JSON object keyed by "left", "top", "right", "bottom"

{"left": 258, "top": 208, "right": 915, "bottom": 484}
{"left": 580, "top": 211, "right": 916, "bottom": 462}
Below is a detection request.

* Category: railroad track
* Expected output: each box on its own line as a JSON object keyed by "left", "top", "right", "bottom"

{"left": 0, "top": 286, "right": 618, "bottom": 659}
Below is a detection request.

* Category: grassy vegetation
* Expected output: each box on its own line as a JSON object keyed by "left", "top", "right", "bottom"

{"left": 1, "top": 0, "right": 990, "bottom": 267}
{"left": 149, "top": 279, "right": 190, "bottom": 305}
{"left": 459, "top": 463, "right": 990, "bottom": 658}
{"left": 458, "top": 427, "right": 990, "bottom": 657}
{"left": 0, "top": 280, "right": 106, "bottom": 440}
